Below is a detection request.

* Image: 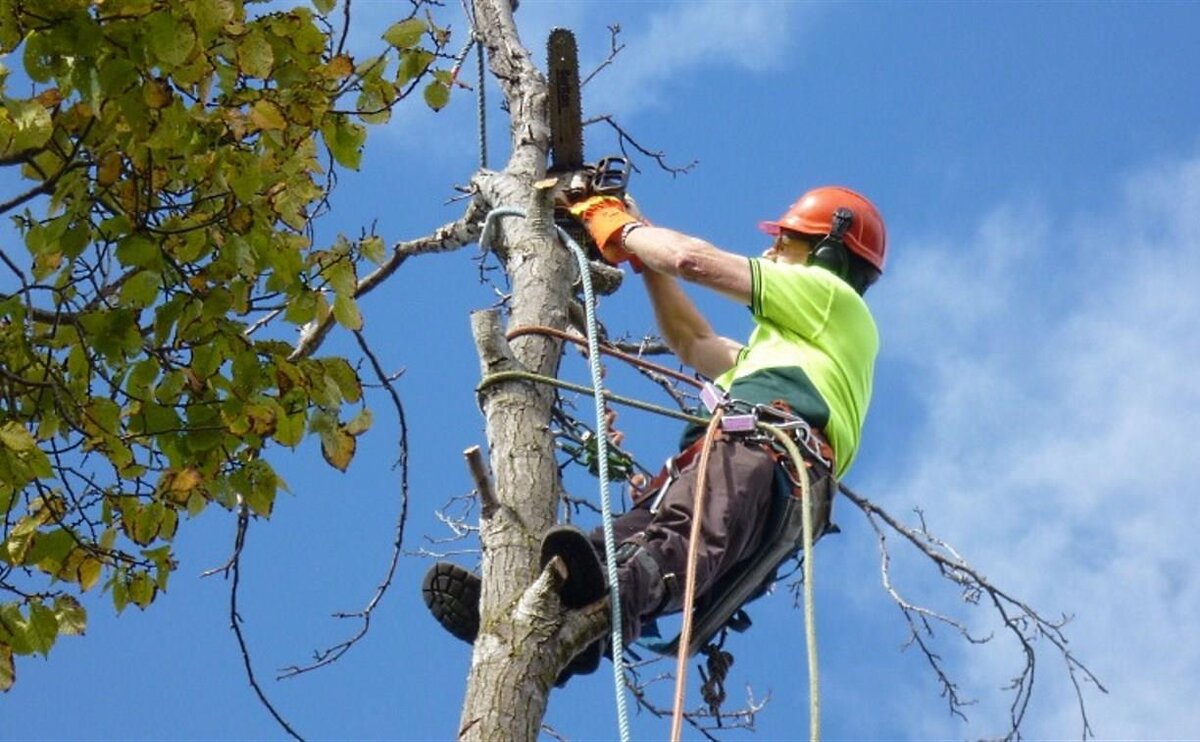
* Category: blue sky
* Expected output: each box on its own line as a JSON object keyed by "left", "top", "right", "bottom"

{"left": 4, "top": 1, "right": 1200, "bottom": 739}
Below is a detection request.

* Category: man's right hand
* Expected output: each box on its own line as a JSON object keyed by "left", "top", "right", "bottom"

{"left": 566, "top": 195, "right": 643, "bottom": 266}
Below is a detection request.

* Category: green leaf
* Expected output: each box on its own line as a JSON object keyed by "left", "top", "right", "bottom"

{"left": 312, "top": 0, "right": 336, "bottom": 13}
{"left": 360, "top": 235, "right": 386, "bottom": 265}
{"left": 7, "top": 99, "right": 53, "bottom": 153}
{"left": 119, "top": 270, "right": 161, "bottom": 308}
{"left": 236, "top": 29, "right": 275, "bottom": 78}
{"left": 423, "top": 80, "right": 450, "bottom": 112}
{"left": 26, "top": 601, "right": 57, "bottom": 656}
{"left": 116, "top": 234, "right": 159, "bottom": 269}
{"left": 128, "top": 573, "right": 155, "bottom": 609}
{"left": 397, "top": 49, "right": 434, "bottom": 86}
{"left": 274, "top": 412, "right": 305, "bottom": 448}
{"left": 322, "top": 358, "right": 362, "bottom": 403}
{"left": 383, "top": 18, "right": 426, "bottom": 49}
{"left": 332, "top": 293, "right": 362, "bottom": 331}
{"left": 320, "top": 115, "right": 365, "bottom": 170}
{"left": 26, "top": 529, "right": 75, "bottom": 575}
{"left": 147, "top": 12, "right": 196, "bottom": 69}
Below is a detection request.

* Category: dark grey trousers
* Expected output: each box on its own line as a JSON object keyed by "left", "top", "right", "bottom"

{"left": 591, "top": 438, "right": 794, "bottom": 643}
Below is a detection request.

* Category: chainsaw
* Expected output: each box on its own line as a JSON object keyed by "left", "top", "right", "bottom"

{"left": 547, "top": 28, "right": 630, "bottom": 258}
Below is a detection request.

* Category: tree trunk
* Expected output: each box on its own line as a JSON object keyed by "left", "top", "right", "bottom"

{"left": 457, "top": 3, "right": 594, "bottom": 739}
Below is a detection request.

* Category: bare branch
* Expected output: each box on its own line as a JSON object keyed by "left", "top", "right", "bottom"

{"left": 838, "top": 483, "right": 1107, "bottom": 740}
{"left": 209, "top": 507, "right": 304, "bottom": 741}
{"left": 290, "top": 198, "right": 486, "bottom": 360}
{"left": 580, "top": 25, "right": 625, "bottom": 88}
{"left": 278, "top": 329, "right": 411, "bottom": 680}
{"left": 583, "top": 114, "right": 697, "bottom": 176}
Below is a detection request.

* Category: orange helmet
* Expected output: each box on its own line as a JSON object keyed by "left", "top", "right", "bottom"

{"left": 758, "top": 186, "right": 887, "bottom": 272}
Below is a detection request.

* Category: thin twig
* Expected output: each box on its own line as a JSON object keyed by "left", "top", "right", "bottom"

{"left": 220, "top": 507, "right": 305, "bottom": 741}
{"left": 277, "top": 329, "right": 411, "bottom": 680}
{"left": 583, "top": 114, "right": 697, "bottom": 176}
{"left": 580, "top": 25, "right": 625, "bottom": 88}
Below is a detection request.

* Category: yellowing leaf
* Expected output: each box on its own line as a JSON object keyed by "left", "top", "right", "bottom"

{"left": 78, "top": 558, "right": 103, "bottom": 592}
{"left": 53, "top": 596, "right": 86, "bottom": 637}
{"left": 0, "top": 422, "right": 36, "bottom": 453}
{"left": 0, "top": 645, "right": 12, "bottom": 692}
{"left": 96, "top": 151, "right": 122, "bottom": 187}
{"left": 325, "top": 54, "right": 353, "bottom": 80}
{"left": 143, "top": 78, "right": 173, "bottom": 109}
{"left": 250, "top": 100, "right": 286, "bottom": 131}
{"left": 320, "top": 427, "right": 355, "bottom": 472}
{"left": 166, "top": 468, "right": 202, "bottom": 495}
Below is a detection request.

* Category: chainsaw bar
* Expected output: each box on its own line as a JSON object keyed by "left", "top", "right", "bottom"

{"left": 547, "top": 28, "right": 583, "bottom": 173}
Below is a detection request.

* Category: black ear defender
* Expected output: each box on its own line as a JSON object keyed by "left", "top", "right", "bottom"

{"left": 807, "top": 207, "right": 854, "bottom": 279}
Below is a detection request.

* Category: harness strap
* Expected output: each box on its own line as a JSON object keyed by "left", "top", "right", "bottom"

{"left": 630, "top": 401, "right": 834, "bottom": 511}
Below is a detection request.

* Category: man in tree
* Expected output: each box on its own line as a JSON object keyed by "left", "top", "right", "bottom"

{"left": 424, "top": 185, "right": 887, "bottom": 681}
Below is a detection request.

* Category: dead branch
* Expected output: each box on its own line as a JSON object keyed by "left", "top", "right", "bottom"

{"left": 838, "top": 482, "right": 1107, "bottom": 740}
{"left": 581, "top": 25, "right": 626, "bottom": 88}
{"left": 583, "top": 114, "right": 697, "bottom": 176}
{"left": 464, "top": 445, "right": 499, "bottom": 518}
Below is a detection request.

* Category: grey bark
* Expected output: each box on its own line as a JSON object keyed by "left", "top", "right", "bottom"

{"left": 457, "top": 2, "right": 608, "bottom": 739}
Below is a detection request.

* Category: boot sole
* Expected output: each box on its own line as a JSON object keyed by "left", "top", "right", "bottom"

{"left": 421, "top": 562, "right": 481, "bottom": 644}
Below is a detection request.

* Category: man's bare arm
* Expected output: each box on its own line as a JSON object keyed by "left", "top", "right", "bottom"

{"left": 625, "top": 226, "right": 750, "bottom": 378}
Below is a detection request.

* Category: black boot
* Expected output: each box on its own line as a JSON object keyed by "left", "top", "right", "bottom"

{"left": 539, "top": 524, "right": 607, "bottom": 609}
{"left": 420, "top": 560, "right": 603, "bottom": 686}
{"left": 421, "top": 562, "right": 481, "bottom": 645}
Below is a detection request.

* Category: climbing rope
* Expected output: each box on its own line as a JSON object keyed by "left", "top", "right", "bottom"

{"left": 670, "top": 408, "right": 725, "bottom": 742}
{"left": 479, "top": 207, "right": 632, "bottom": 742}
{"left": 762, "top": 423, "right": 821, "bottom": 741}
{"left": 476, "top": 369, "right": 705, "bottom": 426}
{"left": 667, "top": 416, "right": 822, "bottom": 742}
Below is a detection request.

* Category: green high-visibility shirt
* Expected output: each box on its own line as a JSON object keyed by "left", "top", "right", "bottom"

{"left": 709, "top": 259, "right": 878, "bottom": 478}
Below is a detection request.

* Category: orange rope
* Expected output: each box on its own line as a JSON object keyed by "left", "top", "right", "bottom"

{"left": 506, "top": 324, "right": 702, "bottom": 388}
{"left": 670, "top": 408, "right": 725, "bottom": 741}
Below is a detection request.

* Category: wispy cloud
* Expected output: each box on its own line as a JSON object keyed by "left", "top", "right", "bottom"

{"left": 583, "top": 1, "right": 814, "bottom": 119}
{"left": 865, "top": 153, "right": 1200, "bottom": 737}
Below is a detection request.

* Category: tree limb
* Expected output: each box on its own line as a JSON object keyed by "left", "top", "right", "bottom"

{"left": 290, "top": 199, "right": 486, "bottom": 360}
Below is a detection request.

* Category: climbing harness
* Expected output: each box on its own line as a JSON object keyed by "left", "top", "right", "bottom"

{"left": 660, "top": 387, "right": 827, "bottom": 741}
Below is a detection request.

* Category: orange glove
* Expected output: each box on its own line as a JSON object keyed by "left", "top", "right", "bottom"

{"left": 567, "top": 196, "right": 643, "bottom": 266}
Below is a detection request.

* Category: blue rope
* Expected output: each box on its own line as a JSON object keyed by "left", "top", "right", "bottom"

{"left": 481, "top": 207, "right": 632, "bottom": 742}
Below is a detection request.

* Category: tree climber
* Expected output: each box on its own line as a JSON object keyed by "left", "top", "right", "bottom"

{"left": 423, "top": 185, "right": 887, "bottom": 684}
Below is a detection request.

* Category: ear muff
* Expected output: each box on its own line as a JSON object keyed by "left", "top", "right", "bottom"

{"left": 807, "top": 207, "right": 854, "bottom": 279}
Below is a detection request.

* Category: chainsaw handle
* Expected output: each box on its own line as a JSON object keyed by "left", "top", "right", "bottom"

{"left": 592, "top": 156, "right": 630, "bottom": 197}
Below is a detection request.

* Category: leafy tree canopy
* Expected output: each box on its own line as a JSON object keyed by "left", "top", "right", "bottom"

{"left": 0, "top": 0, "right": 453, "bottom": 689}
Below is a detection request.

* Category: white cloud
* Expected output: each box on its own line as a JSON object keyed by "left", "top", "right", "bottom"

{"left": 584, "top": 1, "right": 814, "bottom": 119}
{"left": 867, "top": 153, "right": 1200, "bottom": 738}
